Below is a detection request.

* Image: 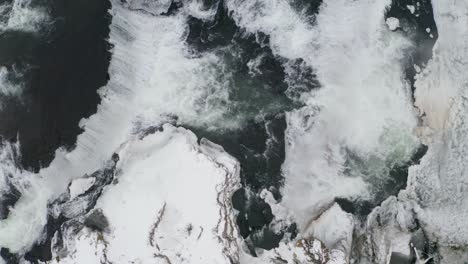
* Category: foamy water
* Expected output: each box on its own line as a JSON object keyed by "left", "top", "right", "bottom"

{"left": 0, "top": 0, "right": 49, "bottom": 32}
{"left": 0, "top": 0, "right": 282, "bottom": 253}
{"left": 0, "top": 0, "right": 465, "bottom": 262}
{"left": 0, "top": 66, "right": 23, "bottom": 101}
{"left": 225, "top": 0, "right": 420, "bottom": 229}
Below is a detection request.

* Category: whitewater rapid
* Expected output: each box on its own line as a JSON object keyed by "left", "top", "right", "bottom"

{"left": 0, "top": 0, "right": 467, "bottom": 263}
{"left": 225, "top": 0, "right": 421, "bottom": 228}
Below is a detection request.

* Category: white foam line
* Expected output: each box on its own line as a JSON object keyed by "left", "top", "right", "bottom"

{"left": 225, "top": 0, "right": 420, "bottom": 231}
{"left": 0, "top": 0, "right": 227, "bottom": 252}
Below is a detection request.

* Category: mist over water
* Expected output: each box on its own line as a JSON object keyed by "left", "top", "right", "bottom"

{"left": 0, "top": 0, "right": 464, "bottom": 263}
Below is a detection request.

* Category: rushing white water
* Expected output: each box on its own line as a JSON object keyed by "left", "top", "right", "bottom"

{"left": 0, "top": 66, "right": 23, "bottom": 103}
{"left": 0, "top": 0, "right": 49, "bottom": 32}
{"left": 225, "top": 0, "right": 420, "bottom": 230}
{"left": 0, "top": 0, "right": 280, "bottom": 254}
{"left": 1, "top": 0, "right": 467, "bottom": 262}
{"left": 0, "top": 140, "right": 48, "bottom": 251}
{"left": 0, "top": 0, "right": 229, "bottom": 252}
{"left": 348, "top": 1, "right": 468, "bottom": 263}
{"left": 0, "top": 140, "right": 22, "bottom": 215}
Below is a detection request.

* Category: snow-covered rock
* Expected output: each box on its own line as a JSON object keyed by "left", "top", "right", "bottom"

{"left": 241, "top": 239, "right": 330, "bottom": 264}
{"left": 303, "top": 203, "right": 354, "bottom": 262}
{"left": 46, "top": 125, "right": 336, "bottom": 264}
{"left": 68, "top": 177, "right": 96, "bottom": 200}
{"left": 356, "top": 197, "right": 418, "bottom": 264}
{"left": 50, "top": 125, "right": 242, "bottom": 264}
{"left": 409, "top": 1, "right": 468, "bottom": 262}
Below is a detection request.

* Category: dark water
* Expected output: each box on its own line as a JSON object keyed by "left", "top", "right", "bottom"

{"left": 388, "top": 0, "right": 438, "bottom": 96}
{"left": 336, "top": 0, "right": 437, "bottom": 218}
{"left": 0, "top": 0, "right": 439, "bottom": 262}
{"left": 184, "top": 0, "right": 309, "bottom": 251}
{"left": 0, "top": 0, "right": 111, "bottom": 172}
{"left": 185, "top": 0, "right": 437, "bottom": 251}
{"left": 0, "top": 0, "right": 112, "bottom": 262}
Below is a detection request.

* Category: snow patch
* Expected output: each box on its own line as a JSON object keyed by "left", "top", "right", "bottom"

{"left": 68, "top": 177, "right": 96, "bottom": 200}
{"left": 303, "top": 204, "right": 354, "bottom": 260}
{"left": 50, "top": 125, "right": 241, "bottom": 263}
{"left": 386, "top": 17, "right": 400, "bottom": 31}
{"left": 408, "top": 1, "right": 468, "bottom": 261}
{"left": 241, "top": 239, "right": 331, "bottom": 264}
{"left": 0, "top": 1, "right": 236, "bottom": 253}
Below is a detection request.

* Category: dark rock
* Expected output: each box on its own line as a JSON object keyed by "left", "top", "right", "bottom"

{"left": 84, "top": 209, "right": 109, "bottom": 232}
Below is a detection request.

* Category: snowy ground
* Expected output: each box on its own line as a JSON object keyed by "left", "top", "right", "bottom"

{"left": 47, "top": 125, "right": 242, "bottom": 264}
{"left": 1, "top": 0, "right": 467, "bottom": 263}
{"left": 0, "top": 0, "right": 334, "bottom": 263}
{"left": 408, "top": 0, "right": 468, "bottom": 262}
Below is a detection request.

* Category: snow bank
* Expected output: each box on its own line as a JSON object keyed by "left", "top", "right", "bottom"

{"left": 0, "top": 0, "right": 232, "bottom": 252}
{"left": 303, "top": 204, "right": 354, "bottom": 261}
{"left": 353, "top": 1, "right": 468, "bottom": 263}
{"left": 386, "top": 17, "right": 400, "bottom": 31}
{"left": 49, "top": 125, "right": 241, "bottom": 263}
{"left": 241, "top": 239, "right": 331, "bottom": 264}
{"left": 408, "top": 1, "right": 468, "bottom": 262}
